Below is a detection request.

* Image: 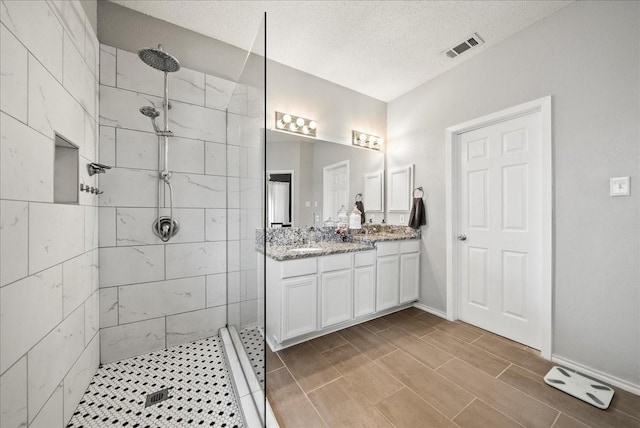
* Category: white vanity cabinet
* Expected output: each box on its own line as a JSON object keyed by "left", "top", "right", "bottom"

{"left": 319, "top": 254, "right": 353, "bottom": 328}
{"left": 265, "top": 240, "right": 419, "bottom": 349}
{"left": 376, "top": 240, "right": 420, "bottom": 311}
{"left": 266, "top": 257, "right": 318, "bottom": 342}
{"left": 376, "top": 242, "right": 400, "bottom": 311}
{"left": 353, "top": 251, "right": 376, "bottom": 318}
{"left": 399, "top": 240, "right": 420, "bottom": 303}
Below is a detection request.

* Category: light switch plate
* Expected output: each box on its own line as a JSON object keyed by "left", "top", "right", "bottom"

{"left": 610, "top": 177, "right": 630, "bottom": 196}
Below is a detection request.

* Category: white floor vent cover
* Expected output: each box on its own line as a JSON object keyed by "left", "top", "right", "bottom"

{"left": 544, "top": 366, "right": 614, "bottom": 409}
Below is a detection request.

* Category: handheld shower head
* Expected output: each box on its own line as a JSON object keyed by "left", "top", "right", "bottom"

{"left": 139, "top": 106, "right": 160, "bottom": 118}
{"left": 139, "top": 106, "right": 160, "bottom": 132}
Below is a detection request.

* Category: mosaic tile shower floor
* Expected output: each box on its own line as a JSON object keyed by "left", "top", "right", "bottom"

{"left": 68, "top": 335, "right": 243, "bottom": 428}
{"left": 239, "top": 326, "right": 265, "bottom": 389}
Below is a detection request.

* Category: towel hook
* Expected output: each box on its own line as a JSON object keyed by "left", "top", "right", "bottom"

{"left": 355, "top": 193, "right": 363, "bottom": 202}
{"left": 413, "top": 187, "right": 424, "bottom": 198}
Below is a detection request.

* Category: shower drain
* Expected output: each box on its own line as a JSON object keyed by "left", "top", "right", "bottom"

{"left": 144, "top": 387, "right": 172, "bottom": 408}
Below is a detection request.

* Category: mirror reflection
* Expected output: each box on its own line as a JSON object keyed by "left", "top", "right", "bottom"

{"left": 266, "top": 130, "right": 385, "bottom": 226}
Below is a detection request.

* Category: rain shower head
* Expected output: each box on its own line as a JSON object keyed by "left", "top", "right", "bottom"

{"left": 139, "top": 106, "right": 160, "bottom": 132}
{"left": 138, "top": 44, "right": 180, "bottom": 73}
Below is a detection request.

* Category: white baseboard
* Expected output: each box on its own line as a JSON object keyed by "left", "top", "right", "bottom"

{"left": 413, "top": 302, "right": 447, "bottom": 319}
{"left": 551, "top": 354, "right": 640, "bottom": 396}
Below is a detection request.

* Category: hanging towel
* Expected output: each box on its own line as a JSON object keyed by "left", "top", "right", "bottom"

{"left": 408, "top": 197, "right": 426, "bottom": 229}
{"left": 355, "top": 201, "right": 366, "bottom": 224}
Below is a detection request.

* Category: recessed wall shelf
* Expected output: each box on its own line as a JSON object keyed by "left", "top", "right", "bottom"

{"left": 54, "top": 133, "right": 79, "bottom": 204}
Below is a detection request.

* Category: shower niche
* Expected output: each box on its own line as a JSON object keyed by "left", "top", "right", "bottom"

{"left": 53, "top": 133, "right": 79, "bottom": 204}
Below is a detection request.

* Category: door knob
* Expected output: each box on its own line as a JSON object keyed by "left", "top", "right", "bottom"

{"left": 457, "top": 234, "right": 467, "bottom": 241}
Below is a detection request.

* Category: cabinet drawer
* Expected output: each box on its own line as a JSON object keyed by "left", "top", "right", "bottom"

{"left": 281, "top": 258, "right": 317, "bottom": 278}
{"left": 320, "top": 253, "right": 352, "bottom": 272}
{"left": 400, "top": 240, "right": 420, "bottom": 254}
{"left": 354, "top": 251, "right": 375, "bottom": 267}
{"left": 376, "top": 242, "right": 399, "bottom": 257}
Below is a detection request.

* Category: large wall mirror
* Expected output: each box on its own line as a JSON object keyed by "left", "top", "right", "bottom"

{"left": 266, "top": 130, "right": 385, "bottom": 226}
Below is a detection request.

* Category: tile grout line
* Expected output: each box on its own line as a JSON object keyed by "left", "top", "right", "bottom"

{"left": 372, "top": 402, "right": 398, "bottom": 428}
{"left": 550, "top": 411, "right": 562, "bottom": 427}
{"left": 302, "top": 374, "right": 344, "bottom": 395}
{"left": 280, "top": 363, "right": 330, "bottom": 427}
{"left": 475, "top": 397, "right": 528, "bottom": 428}
{"left": 495, "top": 362, "right": 514, "bottom": 379}
{"left": 450, "top": 396, "right": 477, "bottom": 421}
{"left": 443, "top": 357, "right": 567, "bottom": 424}
{"left": 392, "top": 380, "right": 463, "bottom": 425}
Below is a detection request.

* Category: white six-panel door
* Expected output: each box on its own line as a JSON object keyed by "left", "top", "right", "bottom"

{"left": 458, "top": 111, "right": 542, "bottom": 349}
{"left": 323, "top": 160, "right": 349, "bottom": 221}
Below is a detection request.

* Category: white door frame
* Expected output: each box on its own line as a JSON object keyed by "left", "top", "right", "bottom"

{"left": 267, "top": 169, "right": 295, "bottom": 226}
{"left": 445, "top": 96, "right": 553, "bottom": 359}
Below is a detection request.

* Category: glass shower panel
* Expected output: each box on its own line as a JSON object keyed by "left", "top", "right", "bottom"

{"left": 225, "top": 12, "right": 266, "bottom": 422}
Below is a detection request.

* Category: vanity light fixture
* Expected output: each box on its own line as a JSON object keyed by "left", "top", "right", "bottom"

{"left": 275, "top": 112, "right": 317, "bottom": 137}
{"left": 352, "top": 130, "right": 383, "bottom": 151}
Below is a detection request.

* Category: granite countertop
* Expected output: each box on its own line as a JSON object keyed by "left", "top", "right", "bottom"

{"left": 265, "top": 241, "right": 375, "bottom": 261}
{"left": 264, "top": 231, "right": 420, "bottom": 261}
{"left": 352, "top": 232, "right": 420, "bottom": 243}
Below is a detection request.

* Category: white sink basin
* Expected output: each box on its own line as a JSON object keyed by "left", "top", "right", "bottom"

{"left": 289, "top": 247, "right": 323, "bottom": 253}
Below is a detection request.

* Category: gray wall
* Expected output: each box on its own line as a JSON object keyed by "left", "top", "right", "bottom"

{"left": 267, "top": 61, "right": 387, "bottom": 148}
{"left": 97, "top": 1, "right": 248, "bottom": 82}
{"left": 79, "top": 0, "right": 97, "bottom": 33}
{"left": 387, "top": 1, "right": 639, "bottom": 387}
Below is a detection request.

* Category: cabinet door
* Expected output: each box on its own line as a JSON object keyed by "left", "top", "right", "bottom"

{"left": 354, "top": 265, "right": 375, "bottom": 318}
{"left": 376, "top": 256, "right": 399, "bottom": 311}
{"left": 320, "top": 269, "right": 352, "bottom": 328}
{"left": 400, "top": 252, "right": 420, "bottom": 304}
{"left": 282, "top": 276, "right": 317, "bottom": 340}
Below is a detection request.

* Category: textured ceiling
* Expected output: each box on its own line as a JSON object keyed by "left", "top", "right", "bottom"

{"left": 111, "top": 1, "right": 572, "bottom": 102}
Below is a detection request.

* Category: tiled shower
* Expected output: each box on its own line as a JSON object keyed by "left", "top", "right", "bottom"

{"left": 0, "top": 1, "right": 266, "bottom": 427}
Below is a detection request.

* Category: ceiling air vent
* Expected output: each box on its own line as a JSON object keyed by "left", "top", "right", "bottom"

{"left": 444, "top": 33, "right": 484, "bottom": 59}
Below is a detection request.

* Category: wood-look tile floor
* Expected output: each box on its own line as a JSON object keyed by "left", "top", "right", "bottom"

{"left": 266, "top": 308, "right": 640, "bottom": 428}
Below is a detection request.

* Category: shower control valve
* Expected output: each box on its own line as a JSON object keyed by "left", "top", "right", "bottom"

{"left": 87, "top": 162, "right": 112, "bottom": 176}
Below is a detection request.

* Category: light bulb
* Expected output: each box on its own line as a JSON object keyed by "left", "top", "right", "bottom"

{"left": 276, "top": 120, "right": 285, "bottom": 129}
{"left": 282, "top": 114, "right": 292, "bottom": 123}
{"left": 289, "top": 123, "right": 297, "bottom": 131}
{"left": 360, "top": 133, "right": 367, "bottom": 141}
{"left": 369, "top": 137, "right": 376, "bottom": 146}
{"left": 296, "top": 117, "right": 305, "bottom": 127}
{"left": 309, "top": 121, "right": 317, "bottom": 130}
{"left": 302, "top": 126, "right": 310, "bottom": 134}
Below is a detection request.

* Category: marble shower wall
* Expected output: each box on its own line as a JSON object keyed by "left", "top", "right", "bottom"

{"left": 0, "top": 1, "right": 100, "bottom": 427}
{"left": 98, "top": 44, "right": 262, "bottom": 363}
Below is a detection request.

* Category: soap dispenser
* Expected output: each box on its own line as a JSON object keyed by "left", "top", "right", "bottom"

{"left": 337, "top": 205, "right": 348, "bottom": 228}
{"left": 349, "top": 204, "right": 362, "bottom": 230}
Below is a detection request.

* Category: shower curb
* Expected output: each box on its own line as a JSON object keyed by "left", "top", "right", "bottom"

{"left": 220, "top": 326, "right": 279, "bottom": 427}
